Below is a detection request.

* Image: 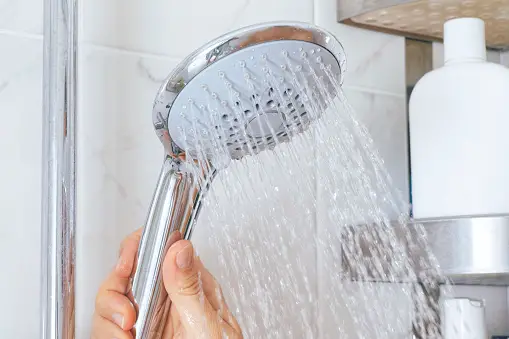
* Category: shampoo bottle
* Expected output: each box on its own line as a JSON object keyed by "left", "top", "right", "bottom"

{"left": 409, "top": 17, "right": 509, "bottom": 219}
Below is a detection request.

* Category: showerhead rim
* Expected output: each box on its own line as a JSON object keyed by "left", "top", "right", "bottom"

{"left": 152, "top": 21, "right": 347, "bottom": 161}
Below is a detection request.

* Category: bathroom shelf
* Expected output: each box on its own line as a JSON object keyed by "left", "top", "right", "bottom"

{"left": 337, "top": 0, "right": 509, "bottom": 51}
{"left": 340, "top": 215, "right": 509, "bottom": 286}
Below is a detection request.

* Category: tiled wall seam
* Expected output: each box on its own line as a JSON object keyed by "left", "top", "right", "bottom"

{"left": 0, "top": 30, "right": 42, "bottom": 39}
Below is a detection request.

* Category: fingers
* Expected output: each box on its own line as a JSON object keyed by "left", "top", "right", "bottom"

{"left": 117, "top": 227, "right": 143, "bottom": 279}
{"left": 99, "top": 228, "right": 143, "bottom": 297}
{"left": 219, "top": 322, "right": 244, "bottom": 339}
{"left": 95, "top": 290, "right": 136, "bottom": 331}
{"left": 194, "top": 257, "right": 241, "bottom": 332}
{"left": 91, "top": 313, "right": 133, "bottom": 339}
{"left": 194, "top": 257, "right": 222, "bottom": 309}
{"left": 162, "top": 240, "right": 220, "bottom": 337}
{"left": 93, "top": 227, "right": 143, "bottom": 336}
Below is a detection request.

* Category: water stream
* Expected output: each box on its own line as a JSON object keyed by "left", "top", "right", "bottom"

{"left": 177, "top": 52, "right": 449, "bottom": 338}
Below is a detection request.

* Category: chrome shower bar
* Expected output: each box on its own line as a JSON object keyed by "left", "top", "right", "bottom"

{"left": 41, "top": 0, "right": 77, "bottom": 337}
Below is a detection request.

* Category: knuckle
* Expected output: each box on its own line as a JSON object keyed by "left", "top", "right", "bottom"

{"left": 95, "top": 290, "right": 114, "bottom": 310}
{"left": 177, "top": 271, "right": 202, "bottom": 296}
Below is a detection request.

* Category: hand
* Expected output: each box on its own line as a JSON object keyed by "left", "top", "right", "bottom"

{"left": 91, "top": 228, "right": 242, "bottom": 338}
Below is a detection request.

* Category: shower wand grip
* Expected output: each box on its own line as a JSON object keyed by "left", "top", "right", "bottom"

{"left": 129, "top": 156, "right": 206, "bottom": 339}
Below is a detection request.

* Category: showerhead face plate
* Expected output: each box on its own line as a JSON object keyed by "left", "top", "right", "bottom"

{"left": 153, "top": 22, "right": 346, "bottom": 162}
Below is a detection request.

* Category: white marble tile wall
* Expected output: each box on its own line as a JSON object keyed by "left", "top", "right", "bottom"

{"left": 3, "top": 0, "right": 505, "bottom": 337}
{"left": 0, "top": 33, "right": 43, "bottom": 339}
{"left": 0, "top": 0, "right": 43, "bottom": 35}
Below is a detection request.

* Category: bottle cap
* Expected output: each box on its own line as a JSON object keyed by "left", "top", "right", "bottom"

{"left": 444, "top": 17, "right": 486, "bottom": 64}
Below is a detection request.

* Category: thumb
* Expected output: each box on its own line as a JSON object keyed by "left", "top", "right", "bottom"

{"left": 162, "top": 240, "right": 219, "bottom": 336}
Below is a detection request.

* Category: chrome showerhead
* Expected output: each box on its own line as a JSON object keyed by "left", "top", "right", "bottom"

{"left": 131, "top": 22, "right": 347, "bottom": 339}
{"left": 152, "top": 22, "right": 346, "bottom": 163}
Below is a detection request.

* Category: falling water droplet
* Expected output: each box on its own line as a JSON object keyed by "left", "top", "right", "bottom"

{"left": 183, "top": 61, "right": 446, "bottom": 339}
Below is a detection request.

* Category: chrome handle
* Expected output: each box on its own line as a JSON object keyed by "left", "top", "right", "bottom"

{"left": 130, "top": 156, "right": 215, "bottom": 338}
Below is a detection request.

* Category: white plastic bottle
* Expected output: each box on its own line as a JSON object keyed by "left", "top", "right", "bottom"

{"left": 442, "top": 298, "right": 487, "bottom": 339}
{"left": 409, "top": 17, "right": 509, "bottom": 219}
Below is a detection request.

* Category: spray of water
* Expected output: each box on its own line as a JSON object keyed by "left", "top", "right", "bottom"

{"left": 176, "top": 51, "right": 450, "bottom": 338}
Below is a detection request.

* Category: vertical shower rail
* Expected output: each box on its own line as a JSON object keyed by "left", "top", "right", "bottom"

{"left": 41, "top": 0, "right": 77, "bottom": 337}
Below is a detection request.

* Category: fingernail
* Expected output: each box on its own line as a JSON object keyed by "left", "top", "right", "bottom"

{"left": 112, "top": 313, "right": 124, "bottom": 328}
{"left": 176, "top": 245, "right": 193, "bottom": 269}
